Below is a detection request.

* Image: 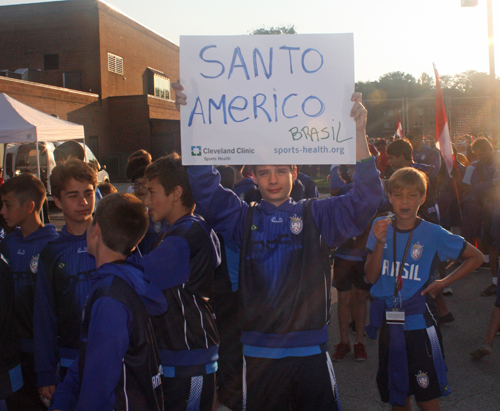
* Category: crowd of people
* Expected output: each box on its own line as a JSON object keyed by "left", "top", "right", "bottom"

{"left": 0, "top": 86, "right": 497, "bottom": 411}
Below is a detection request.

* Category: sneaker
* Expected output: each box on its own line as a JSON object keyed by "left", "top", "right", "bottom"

{"left": 442, "top": 286, "right": 453, "bottom": 296}
{"left": 349, "top": 321, "right": 356, "bottom": 335}
{"left": 470, "top": 344, "right": 493, "bottom": 359}
{"left": 480, "top": 284, "right": 497, "bottom": 297}
{"left": 353, "top": 342, "right": 368, "bottom": 361}
{"left": 332, "top": 342, "right": 351, "bottom": 362}
{"left": 438, "top": 312, "right": 455, "bottom": 324}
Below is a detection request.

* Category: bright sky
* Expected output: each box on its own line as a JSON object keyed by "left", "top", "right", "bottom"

{"left": 1, "top": 0, "right": 498, "bottom": 82}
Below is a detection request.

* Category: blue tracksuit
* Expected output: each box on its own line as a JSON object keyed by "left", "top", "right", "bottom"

{"left": 133, "top": 214, "right": 221, "bottom": 377}
{"left": 188, "top": 157, "right": 383, "bottom": 357}
{"left": 0, "top": 224, "right": 59, "bottom": 353}
{"left": 49, "top": 262, "right": 167, "bottom": 411}
{"left": 33, "top": 226, "right": 96, "bottom": 387}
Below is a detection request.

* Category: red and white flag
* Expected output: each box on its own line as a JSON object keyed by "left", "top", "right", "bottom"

{"left": 394, "top": 114, "right": 404, "bottom": 139}
{"left": 433, "top": 64, "right": 454, "bottom": 176}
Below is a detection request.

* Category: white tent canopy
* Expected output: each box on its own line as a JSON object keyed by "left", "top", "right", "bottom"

{"left": 0, "top": 93, "right": 84, "bottom": 142}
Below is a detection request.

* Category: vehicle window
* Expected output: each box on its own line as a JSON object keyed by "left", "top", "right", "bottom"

{"left": 5, "top": 153, "right": 13, "bottom": 178}
{"left": 86, "top": 148, "right": 100, "bottom": 171}
{"left": 15, "top": 144, "right": 49, "bottom": 182}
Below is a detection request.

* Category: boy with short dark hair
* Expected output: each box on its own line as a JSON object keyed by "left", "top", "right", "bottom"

{"left": 365, "top": 167, "right": 484, "bottom": 410}
{"left": 33, "top": 160, "right": 98, "bottom": 403}
{"left": 0, "top": 173, "right": 59, "bottom": 410}
{"left": 136, "top": 153, "right": 221, "bottom": 410}
{"left": 49, "top": 193, "right": 167, "bottom": 411}
{"left": 130, "top": 165, "right": 168, "bottom": 256}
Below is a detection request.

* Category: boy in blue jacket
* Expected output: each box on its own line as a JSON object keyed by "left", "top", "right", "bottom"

{"left": 0, "top": 253, "right": 23, "bottom": 411}
{"left": 134, "top": 154, "right": 221, "bottom": 411}
{"left": 33, "top": 160, "right": 98, "bottom": 403}
{"left": 50, "top": 193, "right": 167, "bottom": 411}
{"left": 175, "top": 83, "right": 383, "bottom": 411}
{"left": 365, "top": 167, "right": 483, "bottom": 410}
{"left": 0, "top": 173, "right": 59, "bottom": 411}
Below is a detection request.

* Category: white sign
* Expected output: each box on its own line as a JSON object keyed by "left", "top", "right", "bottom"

{"left": 180, "top": 34, "right": 355, "bottom": 165}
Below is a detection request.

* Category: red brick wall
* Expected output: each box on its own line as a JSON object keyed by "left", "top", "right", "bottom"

{"left": 0, "top": 0, "right": 180, "bottom": 177}
{"left": 0, "top": 76, "right": 102, "bottom": 130}
{"left": 97, "top": 1, "right": 179, "bottom": 99}
{"left": 0, "top": 0, "right": 101, "bottom": 94}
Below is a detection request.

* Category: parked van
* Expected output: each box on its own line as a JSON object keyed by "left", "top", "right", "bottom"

{"left": 2, "top": 141, "right": 109, "bottom": 195}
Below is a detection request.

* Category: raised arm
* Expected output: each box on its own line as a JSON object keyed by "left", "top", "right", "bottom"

{"left": 350, "top": 92, "right": 370, "bottom": 161}
{"left": 188, "top": 166, "right": 248, "bottom": 246}
{"left": 312, "top": 93, "right": 384, "bottom": 246}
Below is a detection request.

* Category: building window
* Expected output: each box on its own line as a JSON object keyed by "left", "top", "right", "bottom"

{"left": 429, "top": 120, "right": 436, "bottom": 126}
{"left": 154, "top": 75, "right": 170, "bottom": 100}
{"left": 384, "top": 122, "right": 395, "bottom": 129}
{"left": 428, "top": 108, "right": 435, "bottom": 115}
{"left": 383, "top": 109, "right": 394, "bottom": 116}
{"left": 107, "top": 53, "right": 124, "bottom": 75}
{"left": 414, "top": 108, "right": 423, "bottom": 115}
{"left": 414, "top": 120, "right": 423, "bottom": 127}
{"left": 63, "top": 71, "right": 82, "bottom": 91}
{"left": 44, "top": 54, "right": 59, "bottom": 70}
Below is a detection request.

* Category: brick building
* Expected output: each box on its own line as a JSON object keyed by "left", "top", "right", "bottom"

{"left": 0, "top": 0, "right": 180, "bottom": 179}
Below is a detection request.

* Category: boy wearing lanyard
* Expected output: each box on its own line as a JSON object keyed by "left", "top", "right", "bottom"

{"left": 365, "top": 167, "right": 483, "bottom": 411}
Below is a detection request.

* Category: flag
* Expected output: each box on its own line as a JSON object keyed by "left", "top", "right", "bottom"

{"left": 394, "top": 114, "right": 404, "bottom": 139}
{"left": 433, "top": 63, "right": 454, "bottom": 176}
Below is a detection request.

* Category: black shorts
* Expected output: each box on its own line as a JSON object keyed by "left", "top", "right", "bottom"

{"left": 162, "top": 373, "right": 216, "bottom": 411}
{"left": 377, "top": 323, "right": 448, "bottom": 405}
{"left": 243, "top": 352, "right": 340, "bottom": 411}
{"left": 333, "top": 256, "right": 371, "bottom": 292}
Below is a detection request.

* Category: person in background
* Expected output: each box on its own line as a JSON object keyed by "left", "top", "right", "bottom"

{"left": 0, "top": 253, "right": 23, "bottom": 411}
{"left": 0, "top": 174, "right": 59, "bottom": 411}
{"left": 374, "top": 138, "right": 392, "bottom": 179}
{"left": 97, "top": 182, "right": 117, "bottom": 197}
{"left": 297, "top": 165, "right": 319, "bottom": 199}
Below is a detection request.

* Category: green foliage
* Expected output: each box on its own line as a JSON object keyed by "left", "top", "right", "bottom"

{"left": 251, "top": 26, "right": 296, "bottom": 35}
{"left": 356, "top": 69, "right": 498, "bottom": 100}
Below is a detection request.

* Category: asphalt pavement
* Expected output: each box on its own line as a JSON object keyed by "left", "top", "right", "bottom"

{"left": 330, "top": 266, "right": 500, "bottom": 410}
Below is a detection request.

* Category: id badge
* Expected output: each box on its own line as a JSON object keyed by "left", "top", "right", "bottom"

{"left": 386, "top": 308, "right": 405, "bottom": 325}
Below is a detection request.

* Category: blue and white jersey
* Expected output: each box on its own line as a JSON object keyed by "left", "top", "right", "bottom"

{"left": 367, "top": 218, "right": 466, "bottom": 312}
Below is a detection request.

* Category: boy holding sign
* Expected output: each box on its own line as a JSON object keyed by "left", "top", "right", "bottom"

{"left": 176, "top": 82, "right": 383, "bottom": 410}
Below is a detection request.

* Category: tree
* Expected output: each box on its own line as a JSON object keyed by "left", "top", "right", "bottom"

{"left": 451, "top": 70, "right": 491, "bottom": 95}
{"left": 251, "top": 25, "right": 296, "bottom": 35}
{"left": 419, "top": 72, "right": 434, "bottom": 88}
{"left": 379, "top": 71, "right": 416, "bottom": 83}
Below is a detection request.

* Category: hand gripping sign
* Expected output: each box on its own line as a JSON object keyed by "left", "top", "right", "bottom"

{"left": 180, "top": 33, "right": 355, "bottom": 165}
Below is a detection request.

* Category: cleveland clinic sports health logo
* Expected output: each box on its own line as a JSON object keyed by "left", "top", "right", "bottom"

{"left": 191, "top": 146, "right": 202, "bottom": 156}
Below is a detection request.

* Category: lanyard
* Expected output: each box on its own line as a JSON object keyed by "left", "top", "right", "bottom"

{"left": 392, "top": 220, "right": 417, "bottom": 300}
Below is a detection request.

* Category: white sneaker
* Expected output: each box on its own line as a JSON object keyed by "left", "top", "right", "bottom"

{"left": 442, "top": 286, "right": 453, "bottom": 296}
